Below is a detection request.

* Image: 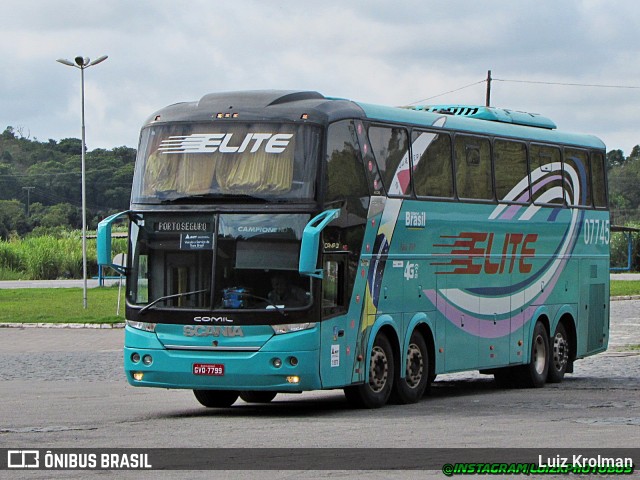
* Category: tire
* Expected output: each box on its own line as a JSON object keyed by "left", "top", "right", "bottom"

{"left": 547, "top": 323, "right": 569, "bottom": 383}
{"left": 193, "top": 390, "right": 239, "bottom": 408}
{"left": 391, "top": 331, "right": 430, "bottom": 404}
{"left": 517, "top": 321, "right": 549, "bottom": 388}
{"left": 239, "top": 391, "right": 277, "bottom": 403}
{"left": 344, "top": 333, "right": 395, "bottom": 408}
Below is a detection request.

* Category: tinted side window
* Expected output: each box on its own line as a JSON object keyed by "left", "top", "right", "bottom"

{"left": 565, "top": 148, "right": 591, "bottom": 207}
{"left": 368, "top": 126, "right": 410, "bottom": 196}
{"left": 322, "top": 258, "right": 346, "bottom": 318}
{"left": 326, "top": 120, "right": 369, "bottom": 203}
{"left": 454, "top": 135, "right": 493, "bottom": 200}
{"left": 412, "top": 131, "right": 453, "bottom": 198}
{"left": 494, "top": 140, "right": 528, "bottom": 203}
{"left": 530, "top": 144, "right": 564, "bottom": 205}
{"left": 591, "top": 151, "right": 607, "bottom": 208}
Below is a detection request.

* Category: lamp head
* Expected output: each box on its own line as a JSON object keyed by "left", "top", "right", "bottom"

{"left": 75, "top": 56, "right": 90, "bottom": 67}
{"left": 90, "top": 55, "right": 108, "bottom": 66}
{"left": 56, "top": 58, "right": 76, "bottom": 67}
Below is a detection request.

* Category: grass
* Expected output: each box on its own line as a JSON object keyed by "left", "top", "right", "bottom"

{"left": 0, "top": 234, "right": 128, "bottom": 280}
{"left": 0, "top": 286, "right": 125, "bottom": 324}
{"left": 0, "top": 266, "right": 27, "bottom": 281}
{"left": 610, "top": 280, "right": 640, "bottom": 297}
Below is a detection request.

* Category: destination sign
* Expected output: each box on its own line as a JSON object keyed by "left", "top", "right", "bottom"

{"left": 155, "top": 221, "right": 212, "bottom": 233}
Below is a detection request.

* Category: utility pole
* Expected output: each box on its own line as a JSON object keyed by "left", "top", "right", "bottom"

{"left": 485, "top": 70, "right": 492, "bottom": 107}
{"left": 22, "top": 186, "right": 34, "bottom": 217}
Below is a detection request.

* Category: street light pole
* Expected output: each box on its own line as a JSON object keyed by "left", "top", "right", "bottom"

{"left": 57, "top": 55, "right": 108, "bottom": 309}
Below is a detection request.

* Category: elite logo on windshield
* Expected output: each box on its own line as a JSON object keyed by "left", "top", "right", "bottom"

{"left": 158, "top": 133, "right": 293, "bottom": 154}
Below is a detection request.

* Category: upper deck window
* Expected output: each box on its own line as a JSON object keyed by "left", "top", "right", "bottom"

{"left": 368, "top": 125, "right": 410, "bottom": 196}
{"left": 564, "top": 148, "right": 591, "bottom": 207}
{"left": 325, "top": 120, "right": 370, "bottom": 203}
{"left": 411, "top": 130, "right": 453, "bottom": 198}
{"left": 591, "top": 151, "right": 607, "bottom": 208}
{"left": 494, "top": 140, "right": 528, "bottom": 203}
{"left": 530, "top": 144, "right": 564, "bottom": 206}
{"left": 454, "top": 135, "right": 493, "bottom": 200}
{"left": 132, "top": 122, "right": 320, "bottom": 203}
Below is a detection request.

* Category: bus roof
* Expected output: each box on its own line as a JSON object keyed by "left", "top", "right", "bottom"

{"left": 144, "top": 90, "right": 605, "bottom": 150}
{"left": 355, "top": 101, "right": 605, "bottom": 150}
{"left": 402, "top": 105, "right": 558, "bottom": 129}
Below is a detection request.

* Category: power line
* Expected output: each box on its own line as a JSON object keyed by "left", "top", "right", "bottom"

{"left": 407, "top": 79, "right": 487, "bottom": 105}
{"left": 407, "top": 74, "right": 640, "bottom": 106}
{"left": 494, "top": 78, "right": 640, "bottom": 90}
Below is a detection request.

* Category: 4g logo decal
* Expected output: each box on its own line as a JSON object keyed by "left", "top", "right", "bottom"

{"left": 404, "top": 261, "right": 419, "bottom": 280}
{"left": 393, "top": 259, "right": 420, "bottom": 281}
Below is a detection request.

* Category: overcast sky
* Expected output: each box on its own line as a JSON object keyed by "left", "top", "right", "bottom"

{"left": 2, "top": 0, "right": 640, "bottom": 155}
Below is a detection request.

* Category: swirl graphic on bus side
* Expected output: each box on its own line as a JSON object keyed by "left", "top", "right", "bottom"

{"left": 425, "top": 159, "right": 587, "bottom": 338}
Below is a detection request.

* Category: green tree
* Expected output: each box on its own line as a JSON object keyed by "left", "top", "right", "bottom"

{"left": 56, "top": 138, "right": 82, "bottom": 155}
{"left": 606, "top": 149, "right": 625, "bottom": 170}
{"left": 30, "top": 202, "right": 81, "bottom": 229}
{"left": 0, "top": 199, "right": 29, "bottom": 239}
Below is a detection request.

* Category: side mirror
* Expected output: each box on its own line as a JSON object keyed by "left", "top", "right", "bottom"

{"left": 97, "top": 211, "right": 129, "bottom": 275}
{"left": 298, "top": 209, "right": 340, "bottom": 278}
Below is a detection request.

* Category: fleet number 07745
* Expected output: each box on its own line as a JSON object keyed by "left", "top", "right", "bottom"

{"left": 583, "top": 219, "right": 610, "bottom": 245}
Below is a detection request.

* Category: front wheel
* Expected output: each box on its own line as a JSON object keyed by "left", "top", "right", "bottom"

{"left": 391, "top": 331, "right": 430, "bottom": 404}
{"left": 193, "top": 390, "right": 239, "bottom": 408}
{"left": 547, "top": 323, "right": 569, "bottom": 383}
{"left": 344, "top": 333, "right": 395, "bottom": 409}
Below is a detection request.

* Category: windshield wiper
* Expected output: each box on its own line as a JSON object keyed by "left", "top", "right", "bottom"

{"left": 138, "top": 289, "right": 208, "bottom": 315}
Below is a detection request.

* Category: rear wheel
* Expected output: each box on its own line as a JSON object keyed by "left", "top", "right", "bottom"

{"left": 517, "top": 321, "right": 549, "bottom": 388}
{"left": 344, "top": 333, "right": 395, "bottom": 409}
{"left": 391, "top": 331, "right": 429, "bottom": 404}
{"left": 239, "top": 391, "right": 277, "bottom": 403}
{"left": 193, "top": 390, "right": 239, "bottom": 408}
{"left": 547, "top": 323, "right": 569, "bottom": 383}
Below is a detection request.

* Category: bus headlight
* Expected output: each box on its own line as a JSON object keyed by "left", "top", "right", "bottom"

{"left": 126, "top": 320, "right": 157, "bottom": 332}
{"left": 271, "top": 322, "right": 316, "bottom": 335}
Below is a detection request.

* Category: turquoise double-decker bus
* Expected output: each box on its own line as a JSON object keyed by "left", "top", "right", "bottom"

{"left": 98, "top": 91, "right": 609, "bottom": 408}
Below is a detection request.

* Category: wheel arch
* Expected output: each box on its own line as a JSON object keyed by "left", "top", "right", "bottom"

{"left": 528, "top": 307, "right": 550, "bottom": 357}
{"left": 555, "top": 310, "right": 577, "bottom": 364}
{"left": 404, "top": 313, "right": 436, "bottom": 381}
{"left": 364, "top": 315, "right": 401, "bottom": 381}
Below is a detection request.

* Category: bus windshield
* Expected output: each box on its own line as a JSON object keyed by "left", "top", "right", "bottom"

{"left": 127, "top": 212, "right": 312, "bottom": 313}
{"left": 131, "top": 122, "right": 321, "bottom": 203}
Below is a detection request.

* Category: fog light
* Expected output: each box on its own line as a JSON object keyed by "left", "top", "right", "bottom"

{"left": 289, "top": 356, "right": 298, "bottom": 367}
{"left": 131, "top": 353, "right": 140, "bottom": 363}
{"left": 286, "top": 376, "right": 300, "bottom": 384}
{"left": 142, "top": 355, "right": 153, "bottom": 366}
{"left": 272, "top": 358, "right": 282, "bottom": 368}
{"left": 133, "top": 372, "right": 144, "bottom": 381}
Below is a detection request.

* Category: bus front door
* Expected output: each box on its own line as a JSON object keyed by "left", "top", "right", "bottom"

{"left": 319, "top": 255, "right": 349, "bottom": 387}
